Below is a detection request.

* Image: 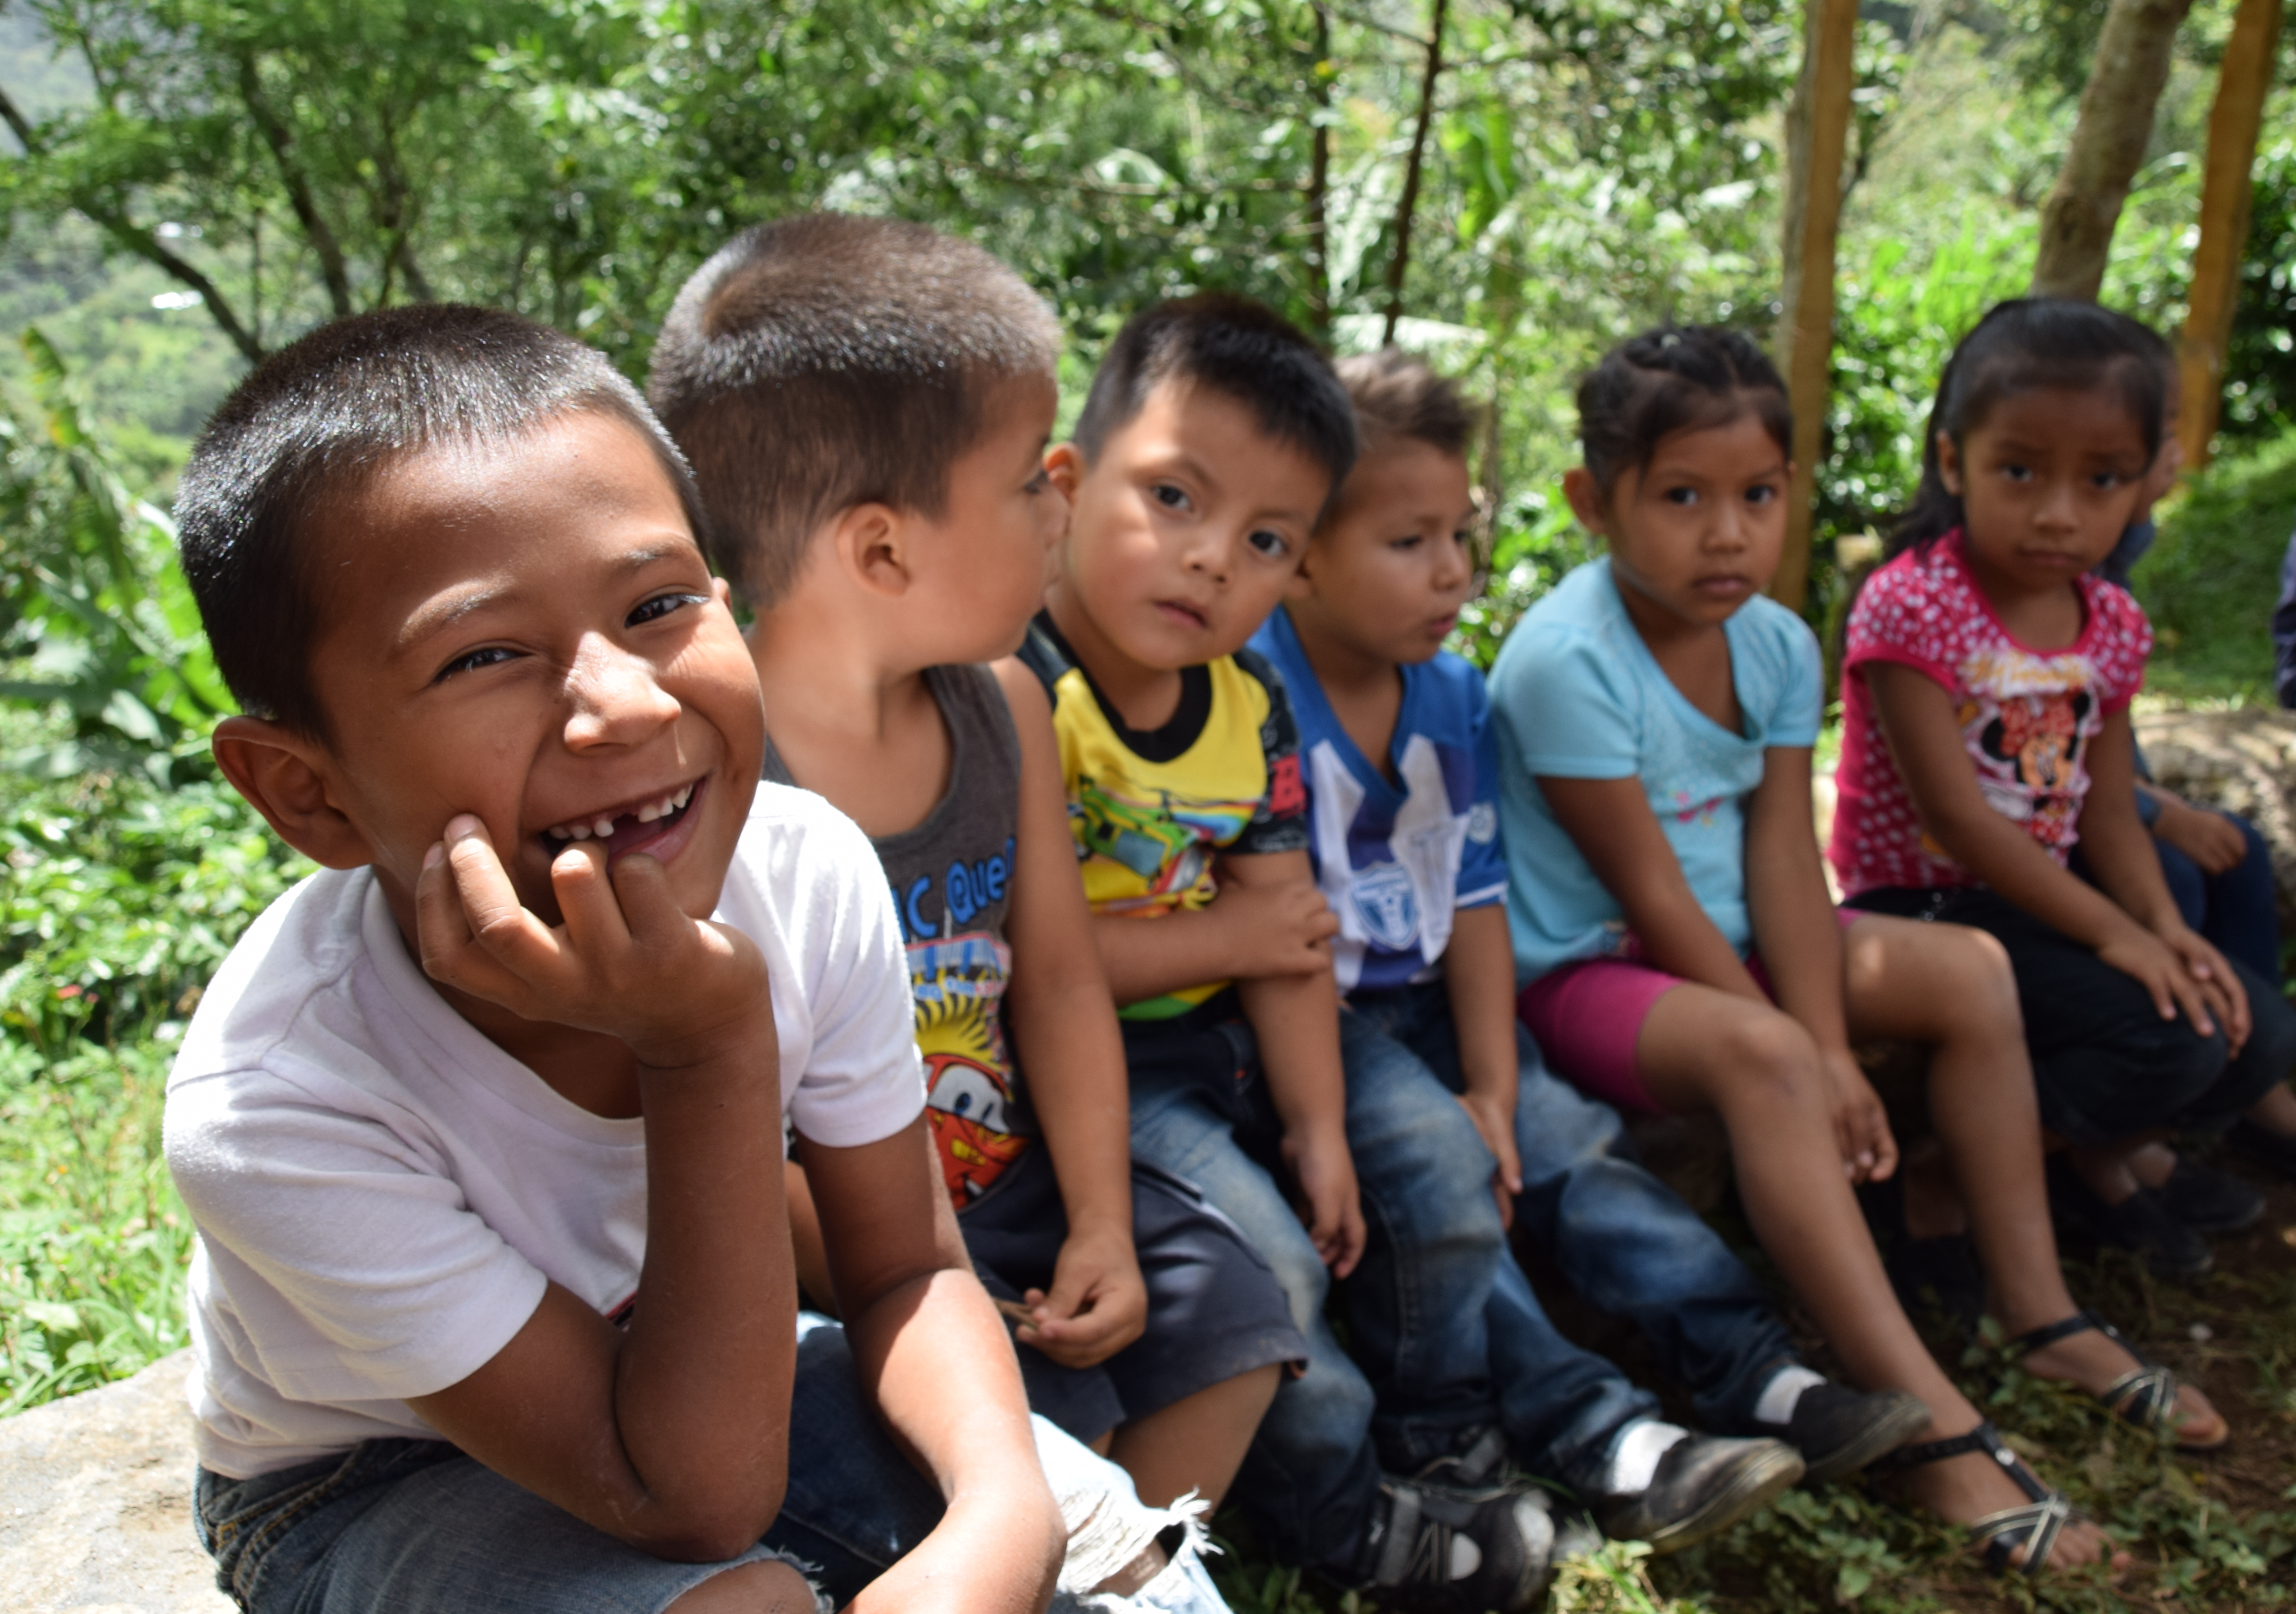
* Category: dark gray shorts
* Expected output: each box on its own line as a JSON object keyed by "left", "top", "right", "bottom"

{"left": 961, "top": 1148, "right": 1307, "bottom": 1443}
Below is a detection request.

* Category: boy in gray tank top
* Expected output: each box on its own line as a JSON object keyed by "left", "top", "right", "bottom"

{"left": 650, "top": 215, "right": 1305, "bottom": 1524}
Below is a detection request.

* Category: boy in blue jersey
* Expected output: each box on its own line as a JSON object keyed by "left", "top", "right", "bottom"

{"left": 1250, "top": 350, "right": 1928, "bottom": 1548}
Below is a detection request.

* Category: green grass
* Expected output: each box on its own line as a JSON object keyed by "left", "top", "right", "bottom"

{"left": 2132, "top": 428, "right": 2296, "bottom": 707}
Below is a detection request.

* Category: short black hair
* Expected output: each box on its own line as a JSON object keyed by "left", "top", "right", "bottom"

{"left": 1888, "top": 298, "right": 2167, "bottom": 558}
{"left": 175, "top": 303, "right": 706, "bottom": 740}
{"left": 1071, "top": 292, "right": 1357, "bottom": 499}
{"left": 1575, "top": 324, "right": 1792, "bottom": 495}
{"left": 1337, "top": 348, "right": 1477, "bottom": 458}
{"left": 647, "top": 213, "right": 1062, "bottom": 608}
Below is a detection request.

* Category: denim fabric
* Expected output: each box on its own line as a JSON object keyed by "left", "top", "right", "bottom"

{"left": 1848, "top": 885, "right": 2296, "bottom": 1144}
{"left": 1345, "top": 983, "right": 1799, "bottom": 1477}
{"left": 193, "top": 1318, "right": 1223, "bottom": 1614}
{"left": 2150, "top": 812, "right": 2281, "bottom": 987}
{"left": 1124, "top": 1003, "right": 1508, "bottom": 1571}
{"left": 195, "top": 1438, "right": 819, "bottom": 1614}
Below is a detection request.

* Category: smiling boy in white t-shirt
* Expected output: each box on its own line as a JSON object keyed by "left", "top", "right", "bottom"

{"left": 161, "top": 305, "right": 1203, "bottom": 1614}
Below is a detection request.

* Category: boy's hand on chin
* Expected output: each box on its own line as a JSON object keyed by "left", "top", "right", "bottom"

{"left": 417, "top": 813, "right": 772, "bottom": 1070}
{"left": 1282, "top": 1126, "right": 1365, "bottom": 1277}
{"left": 1016, "top": 1223, "right": 1148, "bottom": 1368}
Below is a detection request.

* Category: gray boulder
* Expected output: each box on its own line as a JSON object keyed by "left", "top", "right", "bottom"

{"left": 0, "top": 1349, "right": 232, "bottom": 1613}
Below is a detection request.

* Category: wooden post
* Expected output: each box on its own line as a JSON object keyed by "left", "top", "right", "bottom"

{"left": 1771, "top": 0, "right": 1859, "bottom": 615}
{"left": 2031, "top": 0, "right": 2197, "bottom": 301}
{"left": 2178, "top": 0, "right": 2284, "bottom": 470}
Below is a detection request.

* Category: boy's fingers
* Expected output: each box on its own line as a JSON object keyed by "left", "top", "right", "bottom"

{"left": 549, "top": 839, "right": 628, "bottom": 958}
{"left": 445, "top": 818, "right": 562, "bottom": 977}
{"left": 608, "top": 851, "right": 684, "bottom": 951}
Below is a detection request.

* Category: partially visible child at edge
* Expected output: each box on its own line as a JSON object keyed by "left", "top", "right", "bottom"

{"left": 645, "top": 214, "right": 1303, "bottom": 1531}
{"left": 1016, "top": 293, "right": 1568, "bottom": 1614}
{"left": 159, "top": 305, "right": 1184, "bottom": 1614}
{"left": 2087, "top": 343, "right": 2296, "bottom": 1205}
{"left": 1250, "top": 347, "right": 1930, "bottom": 1552}
{"left": 1490, "top": 323, "right": 2216, "bottom": 1580}
{"left": 1829, "top": 296, "right": 2296, "bottom": 1284}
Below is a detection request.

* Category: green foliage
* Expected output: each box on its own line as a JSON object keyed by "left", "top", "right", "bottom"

{"left": 0, "top": 328, "right": 230, "bottom": 784}
{"left": 0, "top": 748, "right": 309, "bottom": 1406}
{"left": 2131, "top": 426, "right": 2296, "bottom": 704}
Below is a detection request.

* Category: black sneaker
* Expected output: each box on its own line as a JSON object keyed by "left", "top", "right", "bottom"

{"left": 2047, "top": 1158, "right": 2213, "bottom": 1280}
{"left": 1755, "top": 1384, "right": 1931, "bottom": 1487}
{"left": 1357, "top": 1470, "right": 1560, "bottom": 1614}
{"left": 2158, "top": 1157, "right": 2265, "bottom": 1234}
{"left": 2227, "top": 1117, "right": 2296, "bottom": 1181}
{"left": 1587, "top": 1433, "right": 1803, "bottom": 1555}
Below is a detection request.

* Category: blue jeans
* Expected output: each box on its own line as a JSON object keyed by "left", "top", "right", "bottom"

{"left": 2154, "top": 810, "right": 2281, "bottom": 986}
{"left": 1345, "top": 982, "right": 1802, "bottom": 1483}
{"left": 1123, "top": 1001, "right": 1507, "bottom": 1572}
{"left": 193, "top": 1319, "right": 1223, "bottom": 1614}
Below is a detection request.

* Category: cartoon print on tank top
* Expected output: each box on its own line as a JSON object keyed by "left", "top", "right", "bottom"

{"left": 895, "top": 837, "right": 1027, "bottom": 1206}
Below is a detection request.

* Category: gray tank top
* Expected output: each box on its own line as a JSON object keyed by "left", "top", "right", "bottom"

{"left": 762, "top": 664, "right": 1034, "bottom": 1207}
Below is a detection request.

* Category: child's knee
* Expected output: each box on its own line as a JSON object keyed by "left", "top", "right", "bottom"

{"left": 1932, "top": 925, "right": 2022, "bottom": 1030}
{"left": 1708, "top": 1011, "right": 1825, "bottom": 1108}
{"left": 668, "top": 1558, "right": 820, "bottom": 1614}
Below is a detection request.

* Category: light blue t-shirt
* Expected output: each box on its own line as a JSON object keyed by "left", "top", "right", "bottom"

{"left": 1249, "top": 606, "right": 1507, "bottom": 997}
{"left": 1487, "top": 556, "right": 1823, "bottom": 979}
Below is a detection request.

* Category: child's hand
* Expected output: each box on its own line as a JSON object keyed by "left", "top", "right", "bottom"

{"left": 2154, "top": 798, "right": 2248, "bottom": 876}
{"left": 1014, "top": 1220, "right": 1148, "bottom": 1370}
{"left": 1281, "top": 1123, "right": 1366, "bottom": 1277}
{"left": 1209, "top": 874, "right": 1340, "bottom": 977}
{"left": 1455, "top": 1092, "right": 1523, "bottom": 1231}
{"left": 417, "top": 815, "right": 771, "bottom": 1070}
{"left": 1818, "top": 1049, "right": 1897, "bottom": 1185}
{"left": 2097, "top": 924, "right": 2242, "bottom": 1047}
{"left": 2161, "top": 924, "right": 2251, "bottom": 1054}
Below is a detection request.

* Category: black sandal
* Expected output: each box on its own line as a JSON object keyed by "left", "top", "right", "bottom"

{"left": 2008, "top": 1309, "right": 2224, "bottom": 1453}
{"left": 1872, "top": 1420, "right": 2075, "bottom": 1579}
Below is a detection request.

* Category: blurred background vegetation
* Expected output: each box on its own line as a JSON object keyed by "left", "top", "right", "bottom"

{"left": 4, "top": 2, "right": 2296, "bottom": 1608}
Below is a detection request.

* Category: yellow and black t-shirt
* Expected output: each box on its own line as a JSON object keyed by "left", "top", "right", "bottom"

{"left": 1019, "top": 612, "right": 1310, "bottom": 1020}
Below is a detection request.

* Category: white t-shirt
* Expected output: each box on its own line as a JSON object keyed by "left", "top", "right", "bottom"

{"left": 165, "top": 784, "right": 926, "bottom": 1479}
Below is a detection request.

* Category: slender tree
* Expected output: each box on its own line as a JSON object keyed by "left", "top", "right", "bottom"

{"left": 1771, "top": 0, "right": 1860, "bottom": 614}
{"left": 2178, "top": 0, "right": 2285, "bottom": 468}
{"left": 1382, "top": 0, "right": 1449, "bottom": 345}
{"left": 2031, "top": 0, "right": 2196, "bottom": 300}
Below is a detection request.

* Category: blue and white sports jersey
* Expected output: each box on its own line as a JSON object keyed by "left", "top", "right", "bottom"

{"left": 1250, "top": 606, "right": 1506, "bottom": 996}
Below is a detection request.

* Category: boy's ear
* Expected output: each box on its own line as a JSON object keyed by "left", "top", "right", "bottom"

{"left": 1934, "top": 431, "right": 1964, "bottom": 497}
{"left": 1560, "top": 466, "right": 1609, "bottom": 537}
{"left": 827, "top": 502, "right": 915, "bottom": 599}
{"left": 1286, "top": 538, "right": 1322, "bottom": 601}
{"left": 210, "top": 717, "right": 376, "bottom": 871}
{"left": 1043, "top": 441, "right": 1085, "bottom": 505}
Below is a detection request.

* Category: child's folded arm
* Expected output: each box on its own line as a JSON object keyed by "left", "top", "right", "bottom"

{"left": 805, "top": 1117, "right": 1068, "bottom": 1614}
{"left": 990, "top": 660, "right": 1146, "bottom": 1368}
{"left": 1537, "top": 773, "right": 1765, "bottom": 1002}
{"left": 1088, "top": 877, "right": 1339, "bottom": 1004}
{"left": 401, "top": 820, "right": 797, "bottom": 1562}
{"left": 1438, "top": 903, "right": 1524, "bottom": 1210}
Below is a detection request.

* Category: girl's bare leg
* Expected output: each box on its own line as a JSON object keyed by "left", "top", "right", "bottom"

{"left": 1841, "top": 915, "right": 2225, "bottom": 1447}
{"left": 1637, "top": 984, "right": 2121, "bottom": 1572}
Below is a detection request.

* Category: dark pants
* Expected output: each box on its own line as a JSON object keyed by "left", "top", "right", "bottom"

{"left": 2152, "top": 811, "right": 2281, "bottom": 986}
{"left": 1846, "top": 885, "right": 2295, "bottom": 1146}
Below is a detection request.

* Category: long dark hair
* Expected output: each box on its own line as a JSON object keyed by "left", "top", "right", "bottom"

{"left": 1887, "top": 298, "right": 2169, "bottom": 560}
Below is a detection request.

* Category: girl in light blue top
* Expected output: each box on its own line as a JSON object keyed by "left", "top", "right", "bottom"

{"left": 1487, "top": 326, "right": 2170, "bottom": 1578}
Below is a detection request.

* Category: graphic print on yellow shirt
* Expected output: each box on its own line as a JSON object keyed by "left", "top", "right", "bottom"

{"left": 763, "top": 664, "right": 1034, "bottom": 1208}
{"left": 1020, "top": 614, "right": 1309, "bottom": 1021}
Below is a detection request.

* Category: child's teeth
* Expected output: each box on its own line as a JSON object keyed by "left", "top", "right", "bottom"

{"left": 673, "top": 784, "right": 693, "bottom": 809}
{"left": 567, "top": 824, "right": 591, "bottom": 840}
{"left": 591, "top": 816, "right": 618, "bottom": 838}
{"left": 637, "top": 801, "right": 662, "bottom": 823}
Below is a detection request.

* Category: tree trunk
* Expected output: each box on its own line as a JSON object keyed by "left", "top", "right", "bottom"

{"left": 1306, "top": 2, "right": 1333, "bottom": 333}
{"left": 1381, "top": 0, "right": 1448, "bottom": 346}
{"left": 2178, "top": 0, "right": 2284, "bottom": 469}
{"left": 1771, "top": 0, "right": 1860, "bottom": 615}
{"left": 2031, "top": 0, "right": 2197, "bottom": 301}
